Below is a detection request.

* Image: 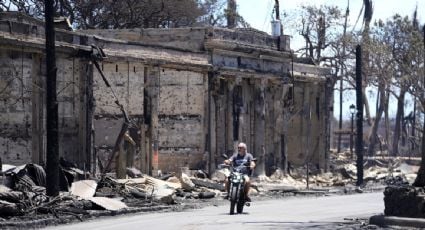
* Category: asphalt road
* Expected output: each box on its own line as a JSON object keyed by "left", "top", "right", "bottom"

{"left": 47, "top": 192, "right": 384, "bottom": 230}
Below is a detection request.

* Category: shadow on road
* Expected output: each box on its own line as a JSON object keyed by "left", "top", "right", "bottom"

{"left": 242, "top": 221, "right": 364, "bottom": 229}
{"left": 218, "top": 212, "right": 251, "bottom": 215}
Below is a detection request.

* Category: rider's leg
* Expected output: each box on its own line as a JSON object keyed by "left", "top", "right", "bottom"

{"left": 224, "top": 178, "right": 230, "bottom": 199}
{"left": 244, "top": 175, "right": 251, "bottom": 201}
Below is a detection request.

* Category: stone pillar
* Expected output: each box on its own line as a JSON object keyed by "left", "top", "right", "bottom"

{"left": 226, "top": 79, "right": 235, "bottom": 152}
{"left": 254, "top": 79, "right": 266, "bottom": 176}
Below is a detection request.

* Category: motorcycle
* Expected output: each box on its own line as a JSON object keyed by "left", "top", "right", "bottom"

{"left": 220, "top": 154, "right": 255, "bottom": 215}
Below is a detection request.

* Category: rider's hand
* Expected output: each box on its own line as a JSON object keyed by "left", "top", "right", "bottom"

{"left": 250, "top": 162, "right": 255, "bottom": 170}
{"left": 224, "top": 159, "right": 230, "bottom": 165}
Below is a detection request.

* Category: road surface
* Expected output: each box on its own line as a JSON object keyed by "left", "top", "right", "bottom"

{"left": 48, "top": 192, "right": 384, "bottom": 230}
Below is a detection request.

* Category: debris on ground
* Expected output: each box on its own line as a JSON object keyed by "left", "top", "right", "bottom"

{"left": 0, "top": 151, "right": 420, "bottom": 228}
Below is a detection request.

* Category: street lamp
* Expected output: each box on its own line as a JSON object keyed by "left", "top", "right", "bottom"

{"left": 349, "top": 104, "right": 356, "bottom": 158}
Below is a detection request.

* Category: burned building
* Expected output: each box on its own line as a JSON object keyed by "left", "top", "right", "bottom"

{"left": 0, "top": 12, "right": 332, "bottom": 176}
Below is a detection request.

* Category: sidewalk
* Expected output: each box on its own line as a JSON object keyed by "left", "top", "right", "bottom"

{"left": 370, "top": 215, "right": 425, "bottom": 228}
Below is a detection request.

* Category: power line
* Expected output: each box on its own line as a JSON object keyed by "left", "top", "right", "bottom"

{"left": 261, "top": 0, "right": 273, "bottom": 31}
{"left": 351, "top": 3, "right": 364, "bottom": 33}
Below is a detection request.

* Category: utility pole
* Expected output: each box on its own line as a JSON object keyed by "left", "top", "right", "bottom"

{"left": 275, "top": 0, "right": 284, "bottom": 35}
{"left": 355, "top": 45, "right": 364, "bottom": 186}
{"left": 45, "top": 0, "right": 59, "bottom": 196}
{"left": 274, "top": 0, "right": 280, "bottom": 20}
{"left": 227, "top": 0, "right": 237, "bottom": 29}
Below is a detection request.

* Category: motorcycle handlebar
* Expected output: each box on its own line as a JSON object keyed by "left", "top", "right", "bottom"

{"left": 218, "top": 164, "right": 252, "bottom": 169}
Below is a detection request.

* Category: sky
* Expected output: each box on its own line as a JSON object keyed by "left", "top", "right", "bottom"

{"left": 238, "top": 0, "right": 424, "bottom": 34}
{"left": 238, "top": 0, "right": 424, "bottom": 119}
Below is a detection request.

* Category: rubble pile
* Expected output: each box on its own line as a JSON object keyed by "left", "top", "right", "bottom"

{"left": 0, "top": 164, "right": 227, "bottom": 227}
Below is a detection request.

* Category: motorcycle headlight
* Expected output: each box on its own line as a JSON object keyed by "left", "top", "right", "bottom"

{"left": 232, "top": 174, "right": 241, "bottom": 182}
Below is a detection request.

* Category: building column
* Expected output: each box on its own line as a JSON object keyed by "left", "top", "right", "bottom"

{"left": 254, "top": 78, "right": 266, "bottom": 176}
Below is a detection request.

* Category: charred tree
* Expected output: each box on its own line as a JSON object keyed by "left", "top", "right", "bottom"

{"left": 413, "top": 105, "right": 425, "bottom": 187}
{"left": 362, "top": 0, "right": 373, "bottom": 126}
{"left": 392, "top": 89, "right": 407, "bottom": 156}
{"left": 367, "top": 82, "right": 386, "bottom": 156}
{"left": 413, "top": 26, "right": 425, "bottom": 187}
{"left": 338, "top": 1, "right": 350, "bottom": 153}
{"left": 226, "top": 0, "right": 236, "bottom": 28}
{"left": 45, "top": 0, "right": 59, "bottom": 197}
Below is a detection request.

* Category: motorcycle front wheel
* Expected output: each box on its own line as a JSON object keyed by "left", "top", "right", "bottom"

{"left": 229, "top": 186, "right": 238, "bottom": 215}
{"left": 236, "top": 188, "right": 245, "bottom": 214}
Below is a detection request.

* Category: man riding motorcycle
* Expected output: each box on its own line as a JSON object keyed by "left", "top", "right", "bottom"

{"left": 224, "top": 142, "right": 256, "bottom": 202}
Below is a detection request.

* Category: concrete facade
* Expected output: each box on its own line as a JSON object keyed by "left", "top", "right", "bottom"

{"left": 0, "top": 13, "right": 332, "bottom": 176}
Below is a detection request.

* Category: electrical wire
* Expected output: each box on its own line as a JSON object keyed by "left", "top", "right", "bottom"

{"left": 261, "top": 0, "right": 273, "bottom": 31}
{"left": 351, "top": 3, "right": 364, "bottom": 34}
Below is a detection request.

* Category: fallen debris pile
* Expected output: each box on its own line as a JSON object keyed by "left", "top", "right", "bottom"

{"left": 0, "top": 164, "right": 226, "bottom": 227}
{"left": 0, "top": 153, "right": 419, "bottom": 228}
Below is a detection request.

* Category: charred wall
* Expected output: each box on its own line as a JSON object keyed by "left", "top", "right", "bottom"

{"left": 92, "top": 61, "right": 145, "bottom": 173}
{"left": 92, "top": 63, "right": 207, "bottom": 174}
{"left": 154, "top": 68, "right": 207, "bottom": 173}
{"left": 0, "top": 50, "right": 33, "bottom": 165}
{"left": 286, "top": 81, "right": 327, "bottom": 168}
{"left": 209, "top": 77, "right": 327, "bottom": 176}
{"left": 0, "top": 47, "right": 89, "bottom": 167}
{"left": 0, "top": 13, "right": 331, "bottom": 176}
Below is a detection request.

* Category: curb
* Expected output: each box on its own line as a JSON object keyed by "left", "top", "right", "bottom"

{"left": 370, "top": 215, "right": 425, "bottom": 228}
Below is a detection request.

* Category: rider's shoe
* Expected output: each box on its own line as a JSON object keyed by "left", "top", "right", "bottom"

{"left": 224, "top": 194, "right": 229, "bottom": 200}
{"left": 245, "top": 196, "right": 251, "bottom": 202}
